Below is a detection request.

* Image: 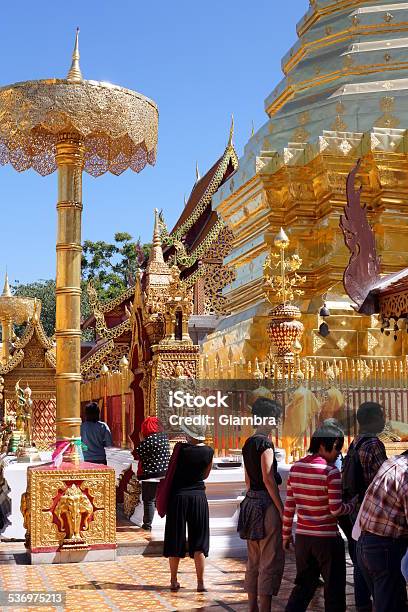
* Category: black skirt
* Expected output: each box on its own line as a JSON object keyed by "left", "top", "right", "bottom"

{"left": 163, "top": 490, "right": 209, "bottom": 558}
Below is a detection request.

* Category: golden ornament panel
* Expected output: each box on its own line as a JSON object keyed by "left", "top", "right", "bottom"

{"left": 26, "top": 467, "right": 116, "bottom": 550}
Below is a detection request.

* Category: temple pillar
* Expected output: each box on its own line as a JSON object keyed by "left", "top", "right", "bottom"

{"left": 1, "top": 316, "right": 10, "bottom": 365}
{"left": 55, "top": 133, "right": 84, "bottom": 453}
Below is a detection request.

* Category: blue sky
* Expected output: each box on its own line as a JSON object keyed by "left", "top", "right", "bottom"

{"left": 0, "top": 0, "right": 306, "bottom": 283}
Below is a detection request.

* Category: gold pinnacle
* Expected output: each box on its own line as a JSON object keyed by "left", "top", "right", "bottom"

{"left": 153, "top": 208, "right": 161, "bottom": 248}
{"left": 120, "top": 355, "right": 129, "bottom": 369}
{"left": 67, "top": 27, "right": 83, "bottom": 83}
{"left": 101, "top": 363, "right": 109, "bottom": 375}
{"left": 2, "top": 272, "right": 11, "bottom": 297}
{"left": 146, "top": 208, "right": 166, "bottom": 267}
{"left": 228, "top": 114, "right": 234, "bottom": 147}
{"left": 274, "top": 227, "right": 290, "bottom": 249}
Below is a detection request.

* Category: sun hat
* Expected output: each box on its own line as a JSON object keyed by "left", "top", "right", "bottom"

{"left": 180, "top": 419, "right": 207, "bottom": 441}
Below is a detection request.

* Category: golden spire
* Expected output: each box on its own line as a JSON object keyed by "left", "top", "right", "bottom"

{"left": 2, "top": 272, "right": 11, "bottom": 297}
{"left": 228, "top": 114, "right": 234, "bottom": 147}
{"left": 145, "top": 209, "right": 171, "bottom": 281}
{"left": 67, "top": 27, "right": 83, "bottom": 83}
{"left": 146, "top": 208, "right": 166, "bottom": 266}
{"left": 251, "top": 120, "right": 255, "bottom": 138}
{"left": 195, "top": 161, "right": 201, "bottom": 182}
{"left": 152, "top": 208, "right": 162, "bottom": 249}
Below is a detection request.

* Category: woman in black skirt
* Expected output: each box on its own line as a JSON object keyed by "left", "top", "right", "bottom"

{"left": 163, "top": 420, "right": 213, "bottom": 592}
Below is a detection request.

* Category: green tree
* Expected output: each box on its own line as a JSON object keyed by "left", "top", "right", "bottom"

{"left": 12, "top": 279, "right": 57, "bottom": 337}
{"left": 82, "top": 232, "right": 150, "bottom": 301}
{"left": 9, "top": 234, "right": 151, "bottom": 339}
{"left": 11, "top": 279, "right": 92, "bottom": 338}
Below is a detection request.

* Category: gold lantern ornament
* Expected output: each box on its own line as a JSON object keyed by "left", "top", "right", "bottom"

{"left": 263, "top": 228, "right": 306, "bottom": 365}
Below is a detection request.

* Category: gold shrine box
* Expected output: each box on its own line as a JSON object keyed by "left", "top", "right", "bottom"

{"left": 23, "top": 462, "right": 116, "bottom": 564}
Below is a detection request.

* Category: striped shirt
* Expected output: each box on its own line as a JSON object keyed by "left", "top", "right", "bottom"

{"left": 283, "top": 454, "right": 354, "bottom": 538}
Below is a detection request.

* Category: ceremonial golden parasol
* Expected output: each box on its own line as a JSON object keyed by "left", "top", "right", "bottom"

{"left": 0, "top": 29, "right": 158, "bottom": 459}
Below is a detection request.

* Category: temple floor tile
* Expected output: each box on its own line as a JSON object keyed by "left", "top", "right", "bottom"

{"left": 0, "top": 551, "right": 365, "bottom": 610}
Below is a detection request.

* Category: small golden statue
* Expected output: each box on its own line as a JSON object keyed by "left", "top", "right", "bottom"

{"left": 13, "top": 380, "right": 40, "bottom": 462}
{"left": 15, "top": 381, "right": 32, "bottom": 443}
{"left": 54, "top": 484, "right": 93, "bottom": 547}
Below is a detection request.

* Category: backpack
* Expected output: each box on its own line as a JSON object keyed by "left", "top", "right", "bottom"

{"left": 341, "top": 437, "right": 375, "bottom": 502}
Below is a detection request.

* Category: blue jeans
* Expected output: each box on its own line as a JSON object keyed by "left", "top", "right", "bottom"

{"left": 348, "top": 536, "right": 372, "bottom": 611}
{"left": 357, "top": 532, "right": 408, "bottom": 612}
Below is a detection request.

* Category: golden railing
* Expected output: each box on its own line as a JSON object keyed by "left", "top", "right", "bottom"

{"left": 200, "top": 354, "right": 408, "bottom": 458}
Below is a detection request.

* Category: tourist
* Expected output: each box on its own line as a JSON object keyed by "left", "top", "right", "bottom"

{"left": 163, "top": 420, "right": 213, "bottom": 592}
{"left": 283, "top": 422, "right": 356, "bottom": 612}
{"left": 80, "top": 402, "right": 113, "bottom": 465}
{"left": 134, "top": 416, "right": 170, "bottom": 531}
{"left": 341, "top": 402, "right": 387, "bottom": 612}
{"left": 238, "top": 397, "right": 284, "bottom": 612}
{"left": 355, "top": 450, "right": 408, "bottom": 612}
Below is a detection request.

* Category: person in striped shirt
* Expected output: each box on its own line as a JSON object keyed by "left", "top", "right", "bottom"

{"left": 283, "top": 423, "right": 356, "bottom": 612}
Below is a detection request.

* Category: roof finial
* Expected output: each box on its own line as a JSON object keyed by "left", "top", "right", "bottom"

{"left": 228, "top": 114, "right": 234, "bottom": 147}
{"left": 67, "top": 27, "right": 83, "bottom": 83}
{"left": 145, "top": 209, "right": 166, "bottom": 270}
{"left": 184, "top": 194, "right": 187, "bottom": 207}
{"left": 2, "top": 271, "right": 11, "bottom": 297}
{"left": 153, "top": 208, "right": 161, "bottom": 248}
{"left": 195, "top": 161, "right": 201, "bottom": 182}
{"left": 251, "top": 120, "right": 255, "bottom": 138}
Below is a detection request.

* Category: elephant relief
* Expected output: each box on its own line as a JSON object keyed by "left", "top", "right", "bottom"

{"left": 54, "top": 484, "right": 93, "bottom": 545}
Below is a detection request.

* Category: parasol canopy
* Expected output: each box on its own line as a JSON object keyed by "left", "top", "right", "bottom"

{"left": 0, "top": 30, "right": 158, "bottom": 177}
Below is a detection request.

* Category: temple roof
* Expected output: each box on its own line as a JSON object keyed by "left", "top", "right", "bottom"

{"left": 0, "top": 315, "right": 55, "bottom": 375}
{"left": 171, "top": 148, "right": 237, "bottom": 240}
{"left": 162, "top": 131, "right": 238, "bottom": 274}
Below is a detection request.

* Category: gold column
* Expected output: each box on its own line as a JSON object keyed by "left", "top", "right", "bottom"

{"left": 120, "top": 356, "right": 129, "bottom": 448}
{"left": 1, "top": 316, "right": 10, "bottom": 365}
{"left": 55, "top": 132, "right": 84, "bottom": 448}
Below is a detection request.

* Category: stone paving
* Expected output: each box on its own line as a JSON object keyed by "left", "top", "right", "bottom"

{"left": 0, "top": 542, "right": 359, "bottom": 611}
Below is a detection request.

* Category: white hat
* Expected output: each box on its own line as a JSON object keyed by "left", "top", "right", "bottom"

{"left": 180, "top": 419, "right": 207, "bottom": 441}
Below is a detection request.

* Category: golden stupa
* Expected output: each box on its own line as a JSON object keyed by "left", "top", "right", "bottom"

{"left": 202, "top": 0, "right": 408, "bottom": 364}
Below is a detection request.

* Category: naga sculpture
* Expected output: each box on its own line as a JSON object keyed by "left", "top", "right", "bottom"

{"left": 54, "top": 484, "right": 93, "bottom": 545}
{"left": 340, "top": 160, "right": 381, "bottom": 313}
